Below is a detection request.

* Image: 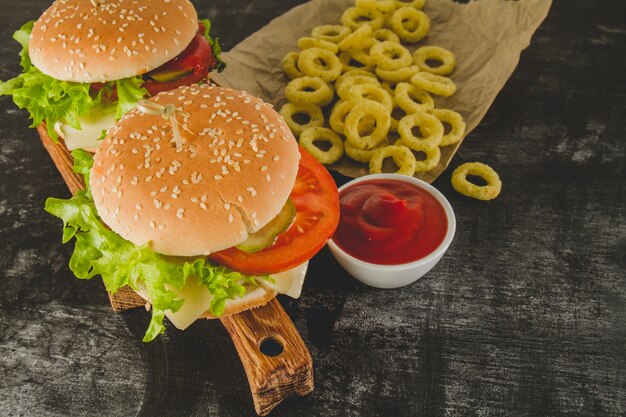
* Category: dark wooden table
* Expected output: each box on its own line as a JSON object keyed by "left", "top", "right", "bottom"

{"left": 1, "top": 1, "right": 624, "bottom": 416}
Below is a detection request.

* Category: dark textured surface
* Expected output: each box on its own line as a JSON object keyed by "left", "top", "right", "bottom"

{"left": 1, "top": 1, "right": 625, "bottom": 416}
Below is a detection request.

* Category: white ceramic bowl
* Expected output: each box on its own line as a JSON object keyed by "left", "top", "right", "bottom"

{"left": 327, "top": 173, "right": 456, "bottom": 289}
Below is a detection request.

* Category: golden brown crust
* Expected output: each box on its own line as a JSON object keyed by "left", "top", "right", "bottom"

{"left": 29, "top": 0, "right": 198, "bottom": 83}
{"left": 91, "top": 84, "right": 300, "bottom": 256}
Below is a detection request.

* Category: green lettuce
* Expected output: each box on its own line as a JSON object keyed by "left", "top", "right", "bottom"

{"left": 0, "top": 21, "right": 147, "bottom": 140}
{"left": 45, "top": 151, "right": 263, "bottom": 342}
{"left": 200, "top": 19, "right": 226, "bottom": 73}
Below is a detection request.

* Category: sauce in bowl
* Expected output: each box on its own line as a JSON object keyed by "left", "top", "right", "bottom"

{"left": 333, "top": 179, "right": 448, "bottom": 265}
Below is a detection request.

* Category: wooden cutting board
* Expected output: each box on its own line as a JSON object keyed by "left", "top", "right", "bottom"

{"left": 38, "top": 124, "right": 314, "bottom": 415}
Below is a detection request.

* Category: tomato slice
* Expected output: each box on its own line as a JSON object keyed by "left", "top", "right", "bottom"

{"left": 208, "top": 147, "right": 340, "bottom": 274}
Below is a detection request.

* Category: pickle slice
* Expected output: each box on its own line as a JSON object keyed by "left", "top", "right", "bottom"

{"left": 148, "top": 68, "right": 193, "bottom": 83}
{"left": 236, "top": 199, "right": 296, "bottom": 253}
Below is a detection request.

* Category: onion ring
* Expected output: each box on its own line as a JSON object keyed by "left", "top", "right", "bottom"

{"left": 398, "top": 112, "right": 443, "bottom": 151}
{"left": 371, "top": 41, "right": 413, "bottom": 70}
{"left": 345, "top": 84, "right": 393, "bottom": 112}
{"left": 413, "top": 45, "right": 456, "bottom": 76}
{"left": 345, "top": 100, "right": 391, "bottom": 150}
{"left": 329, "top": 100, "right": 357, "bottom": 135}
{"left": 336, "top": 69, "right": 378, "bottom": 92}
{"left": 394, "top": 0, "right": 425, "bottom": 9}
{"left": 338, "top": 50, "right": 374, "bottom": 72}
{"left": 338, "top": 25, "right": 373, "bottom": 51}
{"left": 297, "top": 37, "right": 339, "bottom": 54}
{"left": 413, "top": 146, "right": 441, "bottom": 173}
{"left": 344, "top": 139, "right": 390, "bottom": 163}
{"left": 281, "top": 52, "right": 302, "bottom": 80}
{"left": 311, "top": 25, "right": 351, "bottom": 44}
{"left": 411, "top": 72, "right": 457, "bottom": 97}
{"left": 356, "top": 0, "right": 398, "bottom": 13}
{"left": 350, "top": 38, "right": 380, "bottom": 67}
{"left": 431, "top": 108, "right": 466, "bottom": 146}
{"left": 279, "top": 102, "right": 325, "bottom": 138}
{"left": 372, "top": 28, "right": 401, "bottom": 43}
{"left": 298, "top": 47, "right": 343, "bottom": 82}
{"left": 369, "top": 145, "right": 416, "bottom": 176}
{"left": 284, "top": 76, "right": 334, "bottom": 107}
{"left": 451, "top": 162, "right": 502, "bottom": 201}
{"left": 389, "top": 7, "right": 430, "bottom": 43}
{"left": 394, "top": 82, "right": 434, "bottom": 113}
{"left": 375, "top": 65, "right": 420, "bottom": 83}
{"left": 337, "top": 75, "right": 381, "bottom": 99}
{"left": 390, "top": 99, "right": 408, "bottom": 132}
{"left": 299, "top": 127, "right": 344, "bottom": 164}
{"left": 341, "top": 7, "right": 385, "bottom": 31}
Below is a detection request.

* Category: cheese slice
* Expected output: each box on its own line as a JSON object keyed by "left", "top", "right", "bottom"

{"left": 59, "top": 105, "right": 117, "bottom": 152}
{"left": 136, "top": 262, "right": 309, "bottom": 330}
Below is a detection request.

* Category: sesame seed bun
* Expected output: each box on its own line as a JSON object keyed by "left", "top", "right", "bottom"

{"left": 90, "top": 84, "right": 300, "bottom": 257}
{"left": 29, "top": 0, "right": 198, "bottom": 83}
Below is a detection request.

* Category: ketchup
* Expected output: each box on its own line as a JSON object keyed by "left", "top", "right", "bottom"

{"left": 333, "top": 179, "right": 447, "bottom": 265}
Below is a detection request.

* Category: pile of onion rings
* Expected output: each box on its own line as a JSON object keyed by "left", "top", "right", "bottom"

{"left": 279, "top": 0, "right": 501, "bottom": 194}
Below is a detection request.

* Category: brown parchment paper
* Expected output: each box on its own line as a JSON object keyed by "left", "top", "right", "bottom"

{"left": 211, "top": 0, "right": 552, "bottom": 183}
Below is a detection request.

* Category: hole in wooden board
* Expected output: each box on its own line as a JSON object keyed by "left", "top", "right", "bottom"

{"left": 259, "top": 336, "right": 285, "bottom": 357}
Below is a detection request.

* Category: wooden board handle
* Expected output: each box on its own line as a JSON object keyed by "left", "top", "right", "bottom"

{"left": 220, "top": 298, "right": 314, "bottom": 415}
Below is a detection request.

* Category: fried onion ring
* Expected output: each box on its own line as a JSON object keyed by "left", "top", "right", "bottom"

{"left": 413, "top": 146, "right": 441, "bottom": 173}
{"left": 372, "top": 28, "right": 401, "bottom": 43}
{"left": 284, "top": 76, "right": 334, "bottom": 107}
{"left": 297, "top": 37, "right": 339, "bottom": 53}
{"left": 369, "top": 145, "right": 416, "bottom": 176}
{"left": 345, "top": 84, "right": 393, "bottom": 112}
{"left": 451, "top": 162, "right": 502, "bottom": 201}
{"left": 413, "top": 46, "right": 456, "bottom": 76}
{"left": 430, "top": 109, "right": 466, "bottom": 146}
{"left": 394, "top": 82, "right": 435, "bottom": 114}
{"left": 329, "top": 99, "right": 358, "bottom": 135}
{"left": 336, "top": 69, "right": 378, "bottom": 92}
{"left": 299, "top": 127, "right": 344, "bottom": 164}
{"left": 338, "top": 24, "right": 373, "bottom": 51}
{"left": 338, "top": 50, "right": 374, "bottom": 72}
{"left": 398, "top": 112, "right": 443, "bottom": 151}
{"left": 341, "top": 7, "right": 385, "bottom": 31}
{"left": 279, "top": 102, "right": 324, "bottom": 137}
{"left": 281, "top": 52, "right": 302, "bottom": 80}
{"left": 337, "top": 75, "right": 381, "bottom": 99}
{"left": 356, "top": 0, "right": 398, "bottom": 13}
{"left": 344, "top": 140, "right": 389, "bottom": 163}
{"left": 411, "top": 72, "right": 457, "bottom": 97}
{"left": 371, "top": 41, "right": 413, "bottom": 70}
{"left": 345, "top": 100, "right": 391, "bottom": 150}
{"left": 394, "top": 0, "right": 425, "bottom": 9}
{"left": 389, "top": 7, "right": 430, "bottom": 43}
{"left": 298, "top": 47, "right": 342, "bottom": 82}
{"left": 311, "top": 25, "right": 351, "bottom": 44}
{"left": 375, "top": 65, "right": 420, "bottom": 84}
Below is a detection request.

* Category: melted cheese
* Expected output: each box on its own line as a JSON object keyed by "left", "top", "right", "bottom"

{"left": 137, "top": 262, "right": 309, "bottom": 330}
{"left": 60, "top": 105, "right": 117, "bottom": 152}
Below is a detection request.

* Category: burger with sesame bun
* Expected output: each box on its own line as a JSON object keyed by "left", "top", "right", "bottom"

{"left": 0, "top": 0, "right": 224, "bottom": 152}
{"left": 45, "top": 83, "right": 340, "bottom": 341}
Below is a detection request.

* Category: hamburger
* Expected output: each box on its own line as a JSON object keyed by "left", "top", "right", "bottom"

{"left": 45, "top": 83, "right": 340, "bottom": 341}
{"left": 0, "top": 0, "right": 224, "bottom": 151}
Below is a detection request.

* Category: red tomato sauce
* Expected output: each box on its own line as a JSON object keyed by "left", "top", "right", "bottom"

{"left": 333, "top": 179, "right": 448, "bottom": 265}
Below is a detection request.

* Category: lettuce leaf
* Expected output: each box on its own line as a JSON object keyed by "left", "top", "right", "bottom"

{"left": 0, "top": 21, "right": 147, "bottom": 140}
{"left": 200, "top": 19, "right": 226, "bottom": 73}
{"left": 114, "top": 77, "right": 148, "bottom": 119}
{"left": 45, "top": 151, "right": 263, "bottom": 342}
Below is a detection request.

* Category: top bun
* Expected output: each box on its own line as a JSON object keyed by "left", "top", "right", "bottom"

{"left": 90, "top": 84, "right": 300, "bottom": 257}
{"left": 29, "top": 0, "right": 198, "bottom": 83}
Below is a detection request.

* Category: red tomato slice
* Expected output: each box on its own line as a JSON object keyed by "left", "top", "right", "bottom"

{"left": 209, "top": 148, "right": 340, "bottom": 275}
